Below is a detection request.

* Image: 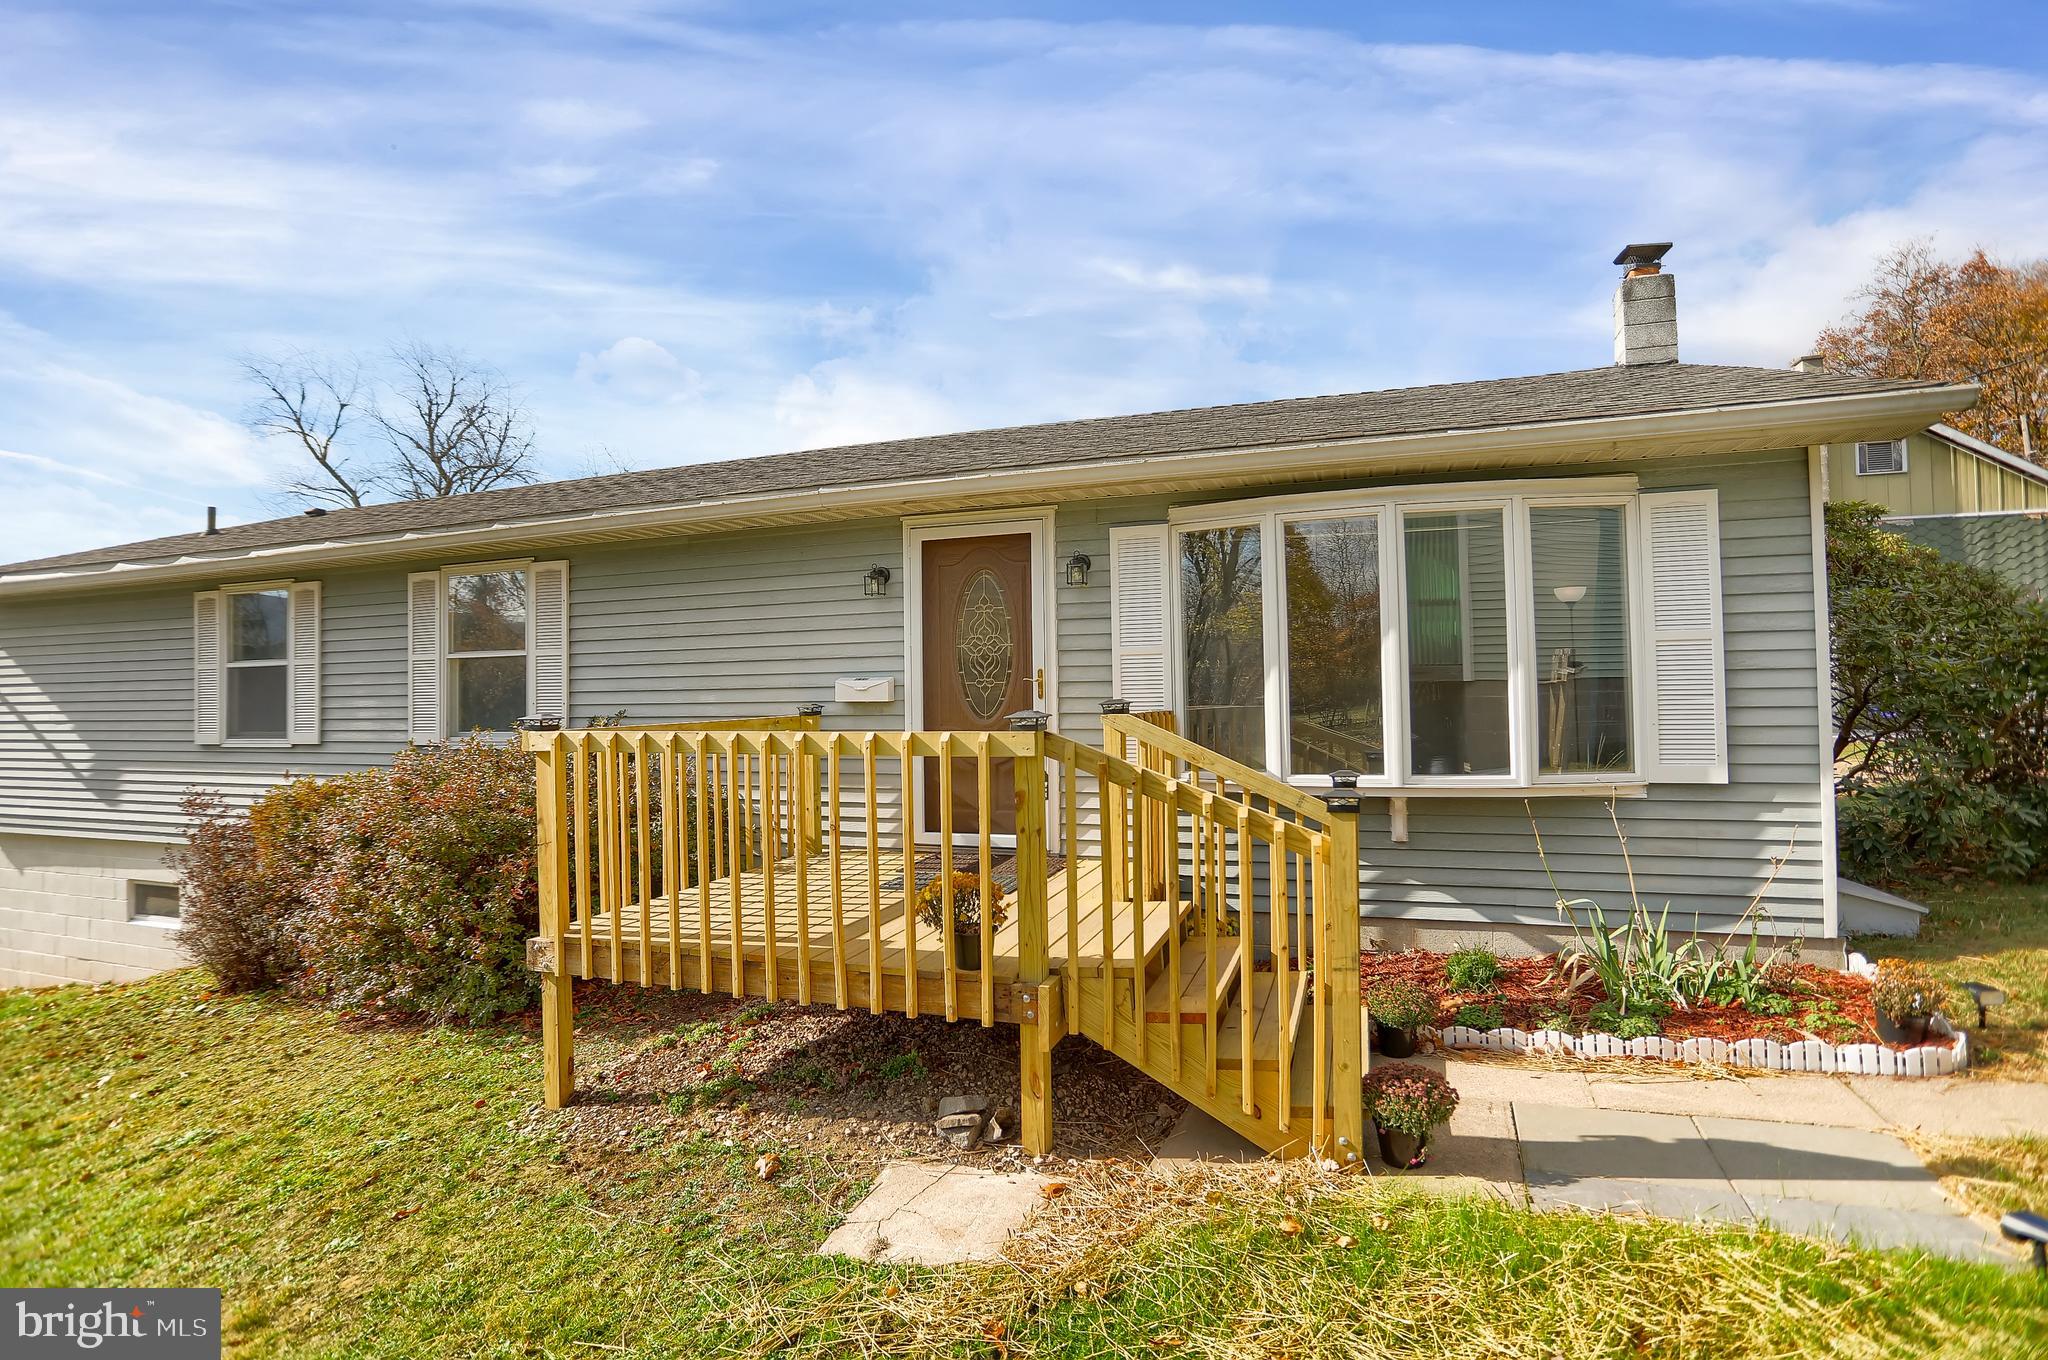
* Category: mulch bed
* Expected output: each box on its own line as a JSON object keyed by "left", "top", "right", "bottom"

{"left": 1360, "top": 949, "right": 1918, "bottom": 1048}
{"left": 542, "top": 987, "right": 1184, "bottom": 1179}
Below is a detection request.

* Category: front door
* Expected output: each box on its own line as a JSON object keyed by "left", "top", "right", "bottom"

{"left": 921, "top": 532, "right": 1034, "bottom": 838}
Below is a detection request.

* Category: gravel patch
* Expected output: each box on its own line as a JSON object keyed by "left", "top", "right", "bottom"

{"left": 542, "top": 987, "right": 1185, "bottom": 1177}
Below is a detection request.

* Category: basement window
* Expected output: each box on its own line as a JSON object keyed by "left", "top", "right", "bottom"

{"left": 129, "top": 881, "right": 182, "bottom": 922}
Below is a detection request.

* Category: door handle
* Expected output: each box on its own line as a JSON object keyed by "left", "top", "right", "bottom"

{"left": 1035, "top": 667, "right": 1045, "bottom": 701}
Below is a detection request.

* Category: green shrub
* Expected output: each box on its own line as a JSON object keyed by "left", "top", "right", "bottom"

{"left": 1364, "top": 978, "right": 1434, "bottom": 1031}
{"left": 1829, "top": 502, "right": 2048, "bottom": 882}
{"left": 1586, "top": 1000, "right": 1661, "bottom": 1039}
{"left": 168, "top": 779, "right": 340, "bottom": 991}
{"left": 1443, "top": 946, "right": 1503, "bottom": 992}
{"left": 1363, "top": 1060, "right": 1460, "bottom": 1137}
{"left": 294, "top": 737, "right": 539, "bottom": 1023}
{"left": 1451, "top": 1001, "right": 1504, "bottom": 1031}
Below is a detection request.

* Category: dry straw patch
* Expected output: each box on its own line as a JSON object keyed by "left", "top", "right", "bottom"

{"left": 702, "top": 1159, "right": 2026, "bottom": 1360}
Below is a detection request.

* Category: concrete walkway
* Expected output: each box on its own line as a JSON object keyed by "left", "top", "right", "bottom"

{"left": 1160, "top": 1057, "right": 2038, "bottom": 1264}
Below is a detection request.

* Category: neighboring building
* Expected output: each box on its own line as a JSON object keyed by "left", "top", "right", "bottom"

{"left": 0, "top": 245, "right": 1977, "bottom": 988}
{"left": 1814, "top": 414, "right": 2048, "bottom": 597}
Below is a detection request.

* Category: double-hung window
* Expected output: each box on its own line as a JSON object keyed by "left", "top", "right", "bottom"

{"left": 407, "top": 560, "right": 570, "bottom": 740}
{"left": 1130, "top": 477, "right": 1724, "bottom": 791}
{"left": 193, "top": 580, "right": 321, "bottom": 746}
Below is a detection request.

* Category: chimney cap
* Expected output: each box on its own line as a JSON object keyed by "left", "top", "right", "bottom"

{"left": 1790, "top": 353, "right": 1826, "bottom": 373}
{"left": 1613, "top": 242, "right": 1674, "bottom": 273}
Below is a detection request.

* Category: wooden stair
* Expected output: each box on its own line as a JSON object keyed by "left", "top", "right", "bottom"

{"left": 1082, "top": 921, "right": 1341, "bottom": 1161}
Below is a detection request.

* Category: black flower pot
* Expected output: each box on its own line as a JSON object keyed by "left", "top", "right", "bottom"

{"left": 1373, "top": 1021, "right": 1417, "bottom": 1059}
{"left": 954, "top": 927, "right": 983, "bottom": 971}
{"left": 1875, "top": 1011, "right": 1932, "bottom": 1046}
{"left": 1376, "top": 1124, "right": 1429, "bottom": 1169}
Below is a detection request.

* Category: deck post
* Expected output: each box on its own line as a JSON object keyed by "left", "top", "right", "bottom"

{"left": 533, "top": 734, "right": 576, "bottom": 1108}
{"left": 1008, "top": 710, "right": 1054, "bottom": 1155}
{"left": 1320, "top": 773, "right": 1365, "bottom": 1168}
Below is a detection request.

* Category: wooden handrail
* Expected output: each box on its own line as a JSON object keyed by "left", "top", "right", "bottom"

{"left": 1102, "top": 713, "right": 1334, "bottom": 825}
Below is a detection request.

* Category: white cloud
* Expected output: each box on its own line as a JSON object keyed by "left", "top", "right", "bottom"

{"left": 520, "top": 97, "right": 648, "bottom": 140}
{"left": 574, "top": 337, "right": 705, "bottom": 403}
{"left": 3, "top": 12, "right": 2048, "bottom": 562}
{"left": 1091, "top": 259, "right": 1270, "bottom": 301}
{"left": 772, "top": 366, "right": 958, "bottom": 450}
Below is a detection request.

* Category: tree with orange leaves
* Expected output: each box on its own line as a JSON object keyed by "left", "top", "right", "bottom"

{"left": 1816, "top": 240, "right": 2048, "bottom": 462}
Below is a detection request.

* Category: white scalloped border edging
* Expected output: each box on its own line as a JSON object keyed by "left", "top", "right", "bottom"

{"left": 1428, "top": 954, "right": 1969, "bottom": 1078}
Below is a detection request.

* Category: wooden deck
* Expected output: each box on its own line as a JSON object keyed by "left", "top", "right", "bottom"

{"left": 533, "top": 849, "right": 1185, "bottom": 1026}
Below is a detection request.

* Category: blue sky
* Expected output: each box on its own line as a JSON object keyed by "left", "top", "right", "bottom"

{"left": 2, "top": 0, "right": 2045, "bottom": 560}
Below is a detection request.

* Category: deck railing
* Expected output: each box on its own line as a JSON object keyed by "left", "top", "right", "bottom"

{"left": 526, "top": 712, "right": 1363, "bottom": 1162}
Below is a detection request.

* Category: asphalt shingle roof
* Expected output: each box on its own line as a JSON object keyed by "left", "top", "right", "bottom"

{"left": 1, "top": 362, "right": 1960, "bottom": 577}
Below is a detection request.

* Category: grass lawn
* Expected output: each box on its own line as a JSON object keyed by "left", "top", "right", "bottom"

{"left": 4, "top": 972, "right": 2044, "bottom": 1359}
{"left": 1855, "top": 878, "right": 2048, "bottom": 1079}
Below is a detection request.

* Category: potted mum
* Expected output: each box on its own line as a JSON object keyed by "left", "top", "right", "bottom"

{"left": 1364, "top": 1061, "right": 1460, "bottom": 1168}
{"left": 1365, "top": 977, "right": 1434, "bottom": 1058}
{"left": 1871, "top": 959, "right": 1948, "bottom": 1046}
{"left": 915, "top": 871, "right": 1008, "bottom": 971}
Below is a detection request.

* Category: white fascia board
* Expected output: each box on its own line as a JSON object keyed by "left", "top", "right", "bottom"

{"left": 0, "top": 383, "right": 1977, "bottom": 599}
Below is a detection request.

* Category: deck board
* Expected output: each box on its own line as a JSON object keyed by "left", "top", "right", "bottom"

{"left": 558, "top": 850, "right": 1180, "bottom": 991}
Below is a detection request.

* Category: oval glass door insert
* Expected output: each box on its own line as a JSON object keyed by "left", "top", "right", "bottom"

{"left": 955, "top": 568, "right": 1015, "bottom": 719}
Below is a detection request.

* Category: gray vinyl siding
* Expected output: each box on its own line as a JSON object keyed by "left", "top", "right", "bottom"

{"left": 0, "top": 447, "right": 1830, "bottom": 937}
{"left": 0, "top": 565, "right": 410, "bottom": 840}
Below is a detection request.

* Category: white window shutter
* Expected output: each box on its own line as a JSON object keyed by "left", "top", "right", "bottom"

{"left": 1109, "top": 525, "right": 1172, "bottom": 713}
{"left": 529, "top": 560, "right": 570, "bottom": 724}
{"left": 287, "top": 581, "right": 322, "bottom": 745}
{"left": 1641, "top": 489, "right": 1728, "bottom": 783}
{"left": 407, "top": 571, "right": 444, "bottom": 744}
{"left": 192, "top": 591, "right": 224, "bottom": 746}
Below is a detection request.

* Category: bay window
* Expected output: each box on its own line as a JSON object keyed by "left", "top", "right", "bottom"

{"left": 1164, "top": 478, "right": 1675, "bottom": 790}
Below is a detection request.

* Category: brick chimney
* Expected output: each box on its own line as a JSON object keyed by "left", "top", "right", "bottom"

{"left": 1612, "top": 243, "right": 1676, "bottom": 365}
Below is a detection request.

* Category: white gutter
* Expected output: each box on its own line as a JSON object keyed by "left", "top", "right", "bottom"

{"left": 0, "top": 381, "right": 1977, "bottom": 597}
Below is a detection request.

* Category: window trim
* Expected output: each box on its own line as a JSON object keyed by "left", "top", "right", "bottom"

{"left": 1855, "top": 439, "right": 1908, "bottom": 476}
{"left": 1168, "top": 475, "right": 1646, "bottom": 793}
{"left": 127, "top": 878, "right": 183, "bottom": 926}
{"left": 437, "top": 557, "right": 537, "bottom": 738}
{"left": 211, "top": 579, "right": 300, "bottom": 749}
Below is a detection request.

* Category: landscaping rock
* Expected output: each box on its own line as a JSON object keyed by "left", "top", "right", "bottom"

{"left": 936, "top": 1111, "right": 986, "bottom": 1149}
{"left": 938, "top": 1094, "right": 991, "bottom": 1118}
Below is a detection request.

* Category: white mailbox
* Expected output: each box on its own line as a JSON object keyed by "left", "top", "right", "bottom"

{"left": 833, "top": 676, "right": 895, "bottom": 704}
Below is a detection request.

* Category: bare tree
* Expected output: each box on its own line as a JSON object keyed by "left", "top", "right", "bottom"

{"left": 371, "top": 342, "right": 539, "bottom": 500}
{"left": 242, "top": 351, "right": 368, "bottom": 509}
{"left": 241, "top": 341, "right": 540, "bottom": 509}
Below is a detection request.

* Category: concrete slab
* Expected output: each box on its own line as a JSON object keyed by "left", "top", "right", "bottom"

{"left": 1695, "top": 1115, "right": 1954, "bottom": 1213}
{"left": 1395, "top": 1097, "right": 1526, "bottom": 1205}
{"left": 1745, "top": 1196, "right": 2011, "bottom": 1263}
{"left": 1841, "top": 1076, "right": 2048, "bottom": 1138}
{"left": 1515, "top": 1104, "right": 1730, "bottom": 1185}
{"left": 1529, "top": 1174, "right": 1755, "bottom": 1224}
{"left": 1152, "top": 1107, "right": 1267, "bottom": 1165}
{"left": 1440, "top": 1057, "right": 1595, "bottom": 1109}
{"left": 819, "top": 1161, "right": 1048, "bottom": 1266}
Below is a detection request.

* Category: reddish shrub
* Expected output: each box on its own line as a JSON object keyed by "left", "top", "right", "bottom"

{"left": 167, "top": 779, "right": 339, "bottom": 991}
{"left": 294, "top": 738, "right": 538, "bottom": 1023}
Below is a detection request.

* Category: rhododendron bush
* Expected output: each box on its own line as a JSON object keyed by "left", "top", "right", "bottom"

{"left": 171, "top": 737, "right": 539, "bottom": 1022}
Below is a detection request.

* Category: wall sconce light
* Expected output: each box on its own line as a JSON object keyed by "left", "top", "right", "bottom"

{"left": 862, "top": 564, "right": 891, "bottom": 598}
{"left": 1064, "top": 552, "right": 1092, "bottom": 587}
